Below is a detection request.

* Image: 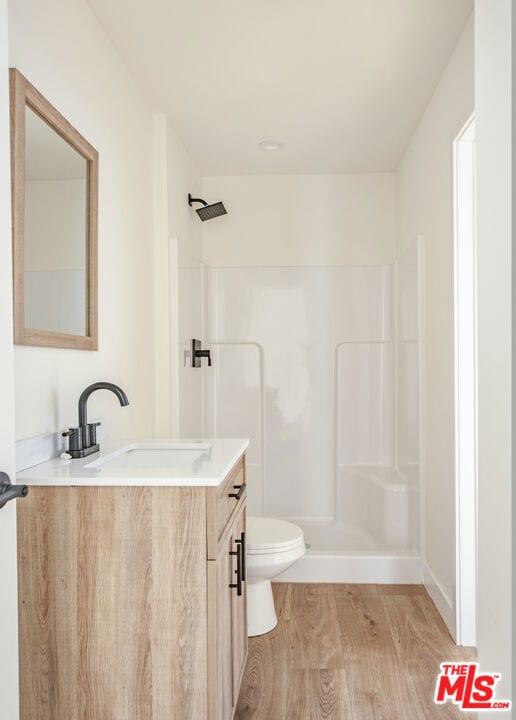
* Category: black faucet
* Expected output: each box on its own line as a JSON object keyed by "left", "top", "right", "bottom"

{"left": 62, "top": 382, "right": 129, "bottom": 459}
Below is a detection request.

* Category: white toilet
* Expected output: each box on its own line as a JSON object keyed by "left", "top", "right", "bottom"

{"left": 246, "top": 516, "right": 306, "bottom": 636}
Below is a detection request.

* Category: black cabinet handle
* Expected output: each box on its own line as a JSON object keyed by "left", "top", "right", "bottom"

{"left": 229, "top": 541, "right": 242, "bottom": 596}
{"left": 236, "top": 531, "right": 246, "bottom": 582}
{"left": 229, "top": 482, "right": 246, "bottom": 500}
{"left": 0, "top": 472, "right": 29, "bottom": 510}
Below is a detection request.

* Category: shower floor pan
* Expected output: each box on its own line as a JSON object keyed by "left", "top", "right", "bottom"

{"left": 275, "top": 519, "right": 422, "bottom": 584}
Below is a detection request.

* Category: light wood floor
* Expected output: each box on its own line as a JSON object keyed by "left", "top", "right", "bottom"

{"left": 235, "top": 583, "right": 476, "bottom": 720}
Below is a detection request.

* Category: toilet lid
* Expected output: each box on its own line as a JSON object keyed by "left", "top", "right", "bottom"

{"left": 246, "top": 517, "right": 304, "bottom": 554}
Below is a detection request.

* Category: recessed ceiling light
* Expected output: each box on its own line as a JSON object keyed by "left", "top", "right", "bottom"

{"left": 258, "top": 139, "right": 285, "bottom": 151}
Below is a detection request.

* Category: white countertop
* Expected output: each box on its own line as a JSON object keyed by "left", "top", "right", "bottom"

{"left": 16, "top": 438, "right": 249, "bottom": 487}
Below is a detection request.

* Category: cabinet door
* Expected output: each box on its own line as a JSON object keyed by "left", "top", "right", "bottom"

{"left": 209, "top": 498, "right": 247, "bottom": 720}
{"left": 231, "top": 502, "right": 248, "bottom": 706}
{"left": 215, "top": 531, "right": 234, "bottom": 720}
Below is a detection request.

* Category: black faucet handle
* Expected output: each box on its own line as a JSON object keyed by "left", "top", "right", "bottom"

{"left": 88, "top": 421, "right": 101, "bottom": 445}
{"left": 62, "top": 427, "right": 83, "bottom": 453}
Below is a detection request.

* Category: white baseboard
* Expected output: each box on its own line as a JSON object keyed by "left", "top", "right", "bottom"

{"left": 424, "top": 563, "right": 456, "bottom": 641}
{"left": 275, "top": 552, "right": 423, "bottom": 584}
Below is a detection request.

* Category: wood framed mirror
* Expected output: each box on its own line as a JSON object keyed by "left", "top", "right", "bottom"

{"left": 10, "top": 68, "right": 98, "bottom": 350}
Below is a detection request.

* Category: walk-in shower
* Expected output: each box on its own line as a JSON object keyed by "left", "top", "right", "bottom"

{"left": 174, "top": 233, "right": 420, "bottom": 582}
{"left": 196, "top": 238, "right": 421, "bottom": 583}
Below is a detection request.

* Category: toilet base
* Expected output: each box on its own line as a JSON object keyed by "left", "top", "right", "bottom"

{"left": 247, "top": 578, "right": 277, "bottom": 637}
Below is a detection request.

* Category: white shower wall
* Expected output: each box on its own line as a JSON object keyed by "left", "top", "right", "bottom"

{"left": 201, "top": 244, "right": 420, "bottom": 554}
{"left": 204, "top": 265, "right": 391, "bottom": 521}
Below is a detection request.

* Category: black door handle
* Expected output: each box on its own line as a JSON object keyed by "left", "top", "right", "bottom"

{"left": 236, "top": 531, "right": 246, "bottom": 582}
{"left": 0, "top": 472, "right": 29, "bottom": 509}
{"left": 229, "top": 541, "right": 242, "bottom": 596}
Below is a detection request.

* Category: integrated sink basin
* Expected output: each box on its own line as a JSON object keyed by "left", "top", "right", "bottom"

{"left": 84, "top": 442, "right": 212, "bottom": 470}
{"left": 17, "top": 438, "right": 248, "bottom": 487}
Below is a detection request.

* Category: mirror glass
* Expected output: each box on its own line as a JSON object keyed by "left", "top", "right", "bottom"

{"left": 24, "top": 105, "right": 88, "bottom": 336}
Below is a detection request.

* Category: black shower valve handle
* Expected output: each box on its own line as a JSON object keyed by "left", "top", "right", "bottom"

{"left": 198, "top": 349, "right": 212, "bottom": 366}
{"left": 191, "top": 339, "right": 212, "bottom": 368}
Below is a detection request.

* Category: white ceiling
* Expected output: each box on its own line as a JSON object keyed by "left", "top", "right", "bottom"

{"left": 88, "top": 0, "right": 473, "bottom": 175}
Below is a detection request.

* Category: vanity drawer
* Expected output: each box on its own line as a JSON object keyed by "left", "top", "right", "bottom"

{"left": 217, "top": 457, "right": 245, "bottom": 533}
{"left": 206, "top": 454, "right": 246, "bottom": 559}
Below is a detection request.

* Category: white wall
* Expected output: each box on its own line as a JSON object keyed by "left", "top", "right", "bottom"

{"left": 475, "top": 0, "right": 512, "bottom": 703}
{"left": 166, "top": 123, "right": 203, "bottom": 262}
{"left": 202, "top": 173, "right": 396, "bottom": 267}
{"left": 396, "top": 15, "right": 474, "bottom": 628}
{"left": 8, "top": 0, "right": 156, "bottom": 442}
{"left": 153, "top": 117, "right": 203, "bottom": 437}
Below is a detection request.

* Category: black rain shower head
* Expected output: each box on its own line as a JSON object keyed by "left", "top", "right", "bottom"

{"left": 188, "top": 193, "right": 227, "bottom": 221}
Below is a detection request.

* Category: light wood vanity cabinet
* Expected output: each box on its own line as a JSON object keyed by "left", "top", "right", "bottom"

{"left": 17, "top": 454, "right": 248, "bottom": 720}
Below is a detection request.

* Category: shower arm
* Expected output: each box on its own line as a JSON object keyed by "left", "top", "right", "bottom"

{"left": 188, "top": 194, "right": 208, "bottom": 208}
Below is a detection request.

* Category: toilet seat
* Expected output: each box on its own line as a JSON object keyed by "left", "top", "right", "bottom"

{"left": 247, "top": 517, "right": 304, "bottom": 555}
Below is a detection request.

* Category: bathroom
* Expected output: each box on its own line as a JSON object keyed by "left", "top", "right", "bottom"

{"left": 0, "top": 1, "right": 512, "bottom": 719}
